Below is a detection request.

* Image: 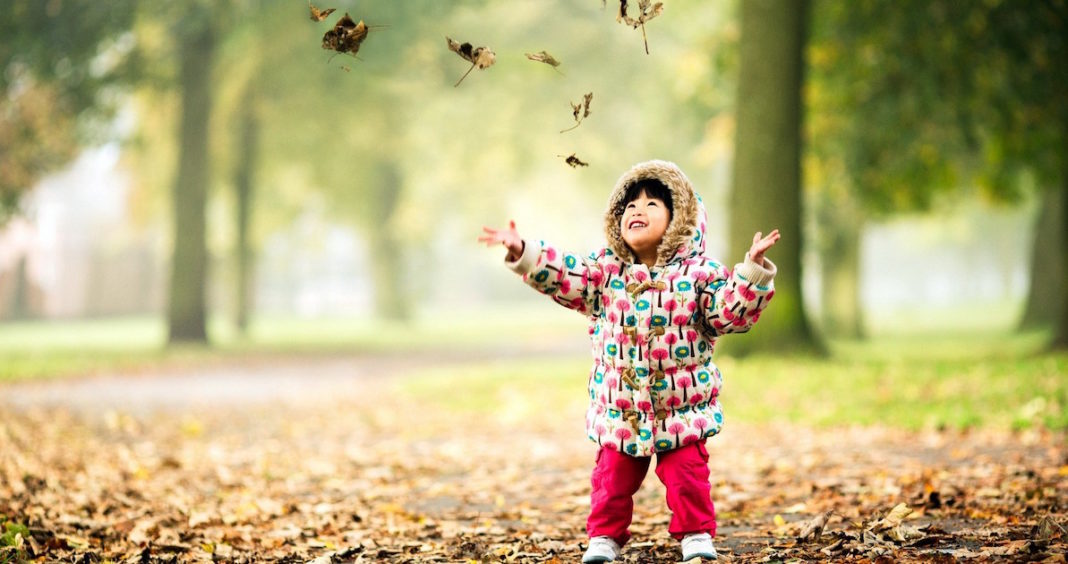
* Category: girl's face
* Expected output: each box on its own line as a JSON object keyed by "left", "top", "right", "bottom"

{"left": 620, "top": 190, "right": 670, "bottom": 260}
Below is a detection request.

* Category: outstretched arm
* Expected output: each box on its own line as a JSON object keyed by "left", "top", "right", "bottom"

{"left": 479, "top": 220, "right": 604, "bottom": 316}
{"left": 701, "top": 229, "right": 779, "bottom": 336}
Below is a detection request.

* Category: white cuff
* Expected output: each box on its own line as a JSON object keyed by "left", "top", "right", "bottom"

{"left": 506, "top": 240, "right": 540, "bottom": 275}
{"left": 736, "top": 254, "right": 776, "bottom": 286}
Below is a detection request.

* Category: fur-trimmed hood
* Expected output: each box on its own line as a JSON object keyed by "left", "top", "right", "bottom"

{"left": 603, "top": 160, "right": 706, "bottom": 267}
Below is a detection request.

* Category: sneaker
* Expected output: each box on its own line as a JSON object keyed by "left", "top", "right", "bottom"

{"left": 680, "top": 532, "right": 718, "bottom": 561}
{"left": 582, "top": 536, "right": 621, "bottom": 563}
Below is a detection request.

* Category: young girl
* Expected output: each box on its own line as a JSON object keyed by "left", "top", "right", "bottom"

{"left": 479, "top": 160, "right": 779, "bottom": 562}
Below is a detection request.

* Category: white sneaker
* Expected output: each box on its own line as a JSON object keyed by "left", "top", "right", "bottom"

{"left": 681, "top": 532, "right": 718, "bottom": 561}
{"left": 582, "top": 536, "right": 621, "bottom": 563}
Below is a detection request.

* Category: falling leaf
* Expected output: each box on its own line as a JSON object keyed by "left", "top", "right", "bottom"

{"left": 308, "top": 2, "right": 335, "bottom": 22}
{"left": 525, "top": 51, "right": 563, "bottom": 73}
{"left": 617, "top": 0, "right": 664, "bottom": 54}
{"left": 322, "top": 13, "right": 370, "bottom": 58}
{"left": 446, "top": 37, "right": 496, "bottom": 87}
{"left": 560, "top": 153, "right": 589, "bottom": 168}
{"left": 561, "top": 92, "right": 593, "bottom": 133}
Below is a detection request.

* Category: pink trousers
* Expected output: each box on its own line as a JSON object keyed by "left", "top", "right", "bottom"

{"left": 587, "top": 440, "right": 717, "bottom": 545}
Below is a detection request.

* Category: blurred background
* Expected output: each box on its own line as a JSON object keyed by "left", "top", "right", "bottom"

{"left": 1, "top": 0, "right": 1065, "bottom": 380}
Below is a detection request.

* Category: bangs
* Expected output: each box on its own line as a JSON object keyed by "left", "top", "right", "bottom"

{"left": 615, "top": 178, "right": 673, "bottom": 218}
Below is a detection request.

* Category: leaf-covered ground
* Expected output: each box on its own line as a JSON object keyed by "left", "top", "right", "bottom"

{"left": 1, "top": 355, "right": 1065, "bottom": 563}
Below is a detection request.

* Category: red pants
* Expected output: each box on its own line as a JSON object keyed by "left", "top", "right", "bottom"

{"left": 587, "top": 440, "right": 716, "bottom": 546}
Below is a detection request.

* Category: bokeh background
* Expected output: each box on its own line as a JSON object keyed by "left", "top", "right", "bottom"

{"left": 1, "top": 0, "right": 1065, "bottom": 394}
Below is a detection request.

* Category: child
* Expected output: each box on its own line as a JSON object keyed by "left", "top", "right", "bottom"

{"left": 479, "top": 160, "right": 779, "bottom": 562}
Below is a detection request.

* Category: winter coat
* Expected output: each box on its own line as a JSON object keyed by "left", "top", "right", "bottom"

{"left": 507, "top": 160, "right": 776, "bottom": 457}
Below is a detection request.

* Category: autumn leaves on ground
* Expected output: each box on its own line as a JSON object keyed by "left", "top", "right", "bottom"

{"left": 2, "top": 344, "right": 1066, "bottom": 563}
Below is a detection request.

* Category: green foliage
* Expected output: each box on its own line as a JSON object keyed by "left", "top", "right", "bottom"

{"left": 0, "top": 516, "right": 29, "bottom": 564}
{"left": 807, "top": 0, "right": 1067, "bottom": 215}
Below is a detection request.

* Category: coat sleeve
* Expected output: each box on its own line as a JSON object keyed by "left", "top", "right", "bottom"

{"left": 506, "top": 239, "right": 604, "bottom": 316}
{"left": 699, "top": 254, "right": 776, "bottom": 336}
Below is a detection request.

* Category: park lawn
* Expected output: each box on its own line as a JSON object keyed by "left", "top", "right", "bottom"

{"left": 395, "top": 329, "right": 1068, "bottom": 432}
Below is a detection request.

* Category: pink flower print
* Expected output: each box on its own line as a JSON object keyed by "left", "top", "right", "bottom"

{"left": 664, "top": 333, "right": 678, "bottom": 347}
{"left": 723, "top": 309, "right": 736, "bottom": 322}
{"left": 604, "top": 295, "right": 613, "bottom": 309}
{"left": 686, "top": 330, "right": 698, "bottom": 357}
{"left": 676, "top": 375, "right": 692, "bottom": 402}
{"left": 615, "top": 332, "right": 628, "bottom": 360}
{"left": 615, "top": 299, "right": 631, "bottom": 314}
{"left": 615, "top": 398, "right": 632, "bottom": 411}
{"left": 692, "top": 270, "right": 709, "bottom": 283}
{"left": 689, "top": 392, "right": 704, "bottom": 405}
{"left": 634, "top": 333, "right": 646, "bottom": 361}
{"left": 634, "top": 269, "right": 649, "bottom": 283}
{"left": 560, "top": 279, "right": 572, "bottom": 294}
{"left": 572, "top": 298, "right": 587, "bottom": 312}
{"left": 723, "top": 288, "right": 736, "bottom": 304}
{"left": 683, "top": 434, "right": 700, "bottom": 445}
{"left": 687, "top": 300, "right": 697, "bottom": 313}
{"left": 665, "top": 365, "right": 678, "bottom": 390}
{"left": 693, "top": 417, "right": 708, "bottom": 435}
{"left": 767, "top": 290, "right": 775, "bottom": 301}
{"left": 667, "top": 422, "right": 686, "bottom": 448}
{"left": 673, "top": 314, "right": 689, "bottom": 338}
{"left": 608, "top": 312, "right": 618, "bottom": 324}
{"left": 650, "top": 348, "right": 669, "bottom": 372}
{"left": 637, "top": 400, "right": 653, "bottom": 414}
{"left": 545, "top": 247, "right": 557, "bottom": 261}
{"left": 614, "top": 427, "right": 632, "bottom": 451}
{"left": 739, "top": 284, "right": 757, "bottom": 301}
{"left": 589, "top": 270, "right": 604, "bottom": 286}
{"left": 604, "top": 442, "right": 619, "bottom": 451}
{"left": 732, "top": 316, "right": 747, "bottom": 327}
{"left": 664, "top": 299, "right": 678, "bottom": 314}
{"left": 595, "top": 424, "right": 607, "bottom": 446}
{"left": 666, "top": 396, "right": 682, "bottom": 415}
{"left": 606, "top": 375, "right": 617, "bottom": 403}
{"left": 667, "top": 271, "right": 682, "bottom": 291}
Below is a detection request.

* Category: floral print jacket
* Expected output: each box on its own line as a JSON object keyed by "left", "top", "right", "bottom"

{"left": 507, "top": 160, "right": 776, "bottom": 457}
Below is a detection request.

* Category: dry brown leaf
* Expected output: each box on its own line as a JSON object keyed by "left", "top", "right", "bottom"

{"left": 560, "top": 153, "right": 589, "bottom": 168}
{"left": 870, "top": 502, "right": 915, "bottom": 532}
{"left": 308, "top": 2, "right": 335, "bottom": 22}
{"left": 525, "top": 51, "right": 562, "bottom": 69}
{"left": 797, "top": 511, "right": 833, "bottom": 542}
{"left": 446, "top": 37, "right": 496, "bottom": 87}
{"left": 561, "top": 92, "right": 593, "bottom": 133}
{"left": 321, "top": 13, "right": 369, "bottom": 57}
{"left": 617, "top": 0, "right": 664, "bottom": 54}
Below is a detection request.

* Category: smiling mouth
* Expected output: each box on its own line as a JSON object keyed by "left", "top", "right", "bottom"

{"left": 628, "top": 220, "right": 647, "bottom": 229}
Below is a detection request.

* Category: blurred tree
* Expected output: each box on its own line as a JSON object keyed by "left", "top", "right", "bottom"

{"left": 729, "top": 0, "right": 822, "bottom": 354}
{"left": 807, "top": 1, "right": 1067, "bottom": 347}
{"left": 0, "top": 0, "right": 142, "bottom": 223}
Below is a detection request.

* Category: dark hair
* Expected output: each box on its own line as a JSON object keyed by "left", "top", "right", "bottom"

{"left": 615, "top": 178, "right": 673, "bottom": 220}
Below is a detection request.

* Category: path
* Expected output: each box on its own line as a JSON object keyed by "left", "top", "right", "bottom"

{"left": 1, "top": 353, "right": 1064, "bottom": 562}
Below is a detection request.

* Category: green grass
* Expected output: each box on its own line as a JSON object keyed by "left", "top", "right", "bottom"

{"left": 0, "top": 306, "right": 586, "bottom": 381}
{"left": 2, "top": 311, "right": 1065, "bottom": 431}
{"left": 395, "top": 330, "right": 1068, "bottom": 432}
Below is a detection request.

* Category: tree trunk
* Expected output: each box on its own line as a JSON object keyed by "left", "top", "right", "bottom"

{"left": 818, "top": 190, "right": 865, "bottom": 338}
{"left": 1019, "top": 187, "right": 1064, "bottom": 330}
{"left": 1053, "top": 180, "right": 1068, "bottom": 349}
{"left": 366, "top": 162, "right": 410, "bottom": 321}
{"left": 727, "top": 0, "right": 822, "bottom": 354}
{"left": 233, "top": 81, "right": 259, "bottom": 334}
{"left": 166, "top": 15, "right": 214, "bottom": 344}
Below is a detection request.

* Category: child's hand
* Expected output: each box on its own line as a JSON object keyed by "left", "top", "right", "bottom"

{"left": 479, "top": 220, "right": 525, "bottom": 261}
{"left": 748, "top": 229, "right": 780, "bottom": 266}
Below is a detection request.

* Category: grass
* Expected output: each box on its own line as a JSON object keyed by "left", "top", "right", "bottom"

{"left": 394, "top": 329, "right": 1068, "bottom": 432}
{"left": 2, "top": 308, "right": 1065, "bottom": 431}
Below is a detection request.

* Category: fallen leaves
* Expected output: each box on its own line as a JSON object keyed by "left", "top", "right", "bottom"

{"left": 560, "top": 92, "right": 593, "bottom": 133}
{"left": 446, "top": 37, "right": 497, "bottom": 87}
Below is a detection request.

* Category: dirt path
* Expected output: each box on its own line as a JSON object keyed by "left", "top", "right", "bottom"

{"left": 1, "top": 355, "right": 1065, "bottom": 562}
